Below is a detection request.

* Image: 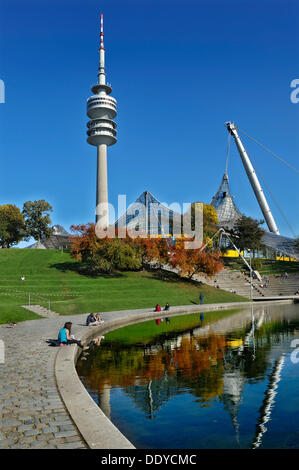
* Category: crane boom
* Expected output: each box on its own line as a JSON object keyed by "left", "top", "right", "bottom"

{"left": 226, "top": 122, "right": 280, "bottom": 235}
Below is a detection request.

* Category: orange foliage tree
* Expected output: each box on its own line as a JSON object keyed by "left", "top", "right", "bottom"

{"left": 69, "top": 223, "right": 223, "bottom": 277}
{"left": 69, "top": 224, "right": 170, "bottom": 273}
{"left": 69, "top": 223, "right": 100, "bottom": 262}
{"left": 169, "top": 238, "right": 223, "bottom": 279}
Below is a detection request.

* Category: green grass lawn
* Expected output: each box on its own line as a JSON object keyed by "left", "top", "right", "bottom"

{"left": 223, "top": 257, "right": 299, "bottom": 275}
{"left": 0, "top": 249, "right": 249, "bottom": 324}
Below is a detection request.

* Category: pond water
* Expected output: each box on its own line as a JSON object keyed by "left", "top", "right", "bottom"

{"left": 76, "top": 303, "right": 299, "bottom": 449}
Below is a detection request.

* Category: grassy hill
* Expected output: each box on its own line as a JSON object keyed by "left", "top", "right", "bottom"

{"left": 0, "top": 249, "right": 249, "bottom": 324}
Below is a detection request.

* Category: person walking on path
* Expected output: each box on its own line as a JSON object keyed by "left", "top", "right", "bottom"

{"left": 200, "top": 293, "right": 204, "bottom": 305}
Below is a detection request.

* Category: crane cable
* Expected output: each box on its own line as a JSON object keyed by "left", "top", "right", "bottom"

{"left": 238, "top": 127, "right": 299, "bottom": 174}
{"left": 244, "top": 148, "right": 297, "bottom": 238}
{"left": 225, "top": 131, "right": 231, "bottom": 175}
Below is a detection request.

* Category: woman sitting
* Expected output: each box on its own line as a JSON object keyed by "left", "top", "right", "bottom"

{"left": 58, "top": 322, "right": 87, "bottom": 349}
{"left": 95, "top": 313, "right": 104, "bottom": 324}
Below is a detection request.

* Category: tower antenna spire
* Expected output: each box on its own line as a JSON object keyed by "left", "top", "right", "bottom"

{"left": 98, "top": 13, "right": 106, "bottom": 85}
{"left": 100, "top": 13, "right": 105, "bottom": 50}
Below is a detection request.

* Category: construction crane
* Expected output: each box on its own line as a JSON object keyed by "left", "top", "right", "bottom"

{"left": 226, "top": 122, "right": 280, "bottom": 235}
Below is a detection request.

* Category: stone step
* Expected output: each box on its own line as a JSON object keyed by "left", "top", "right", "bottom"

{"left": 209, "top": 269, "right": 299, "bottom": 298}
{"left": 22, "top": 305, "right": 59, "bottom": 318}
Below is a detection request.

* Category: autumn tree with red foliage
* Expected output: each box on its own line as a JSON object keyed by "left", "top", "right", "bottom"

{"left": 69, "top": 224, "right": 223, "bottom": 278}
{"left": 169, "top": 238, "right": 223, "bottom": 279}
{"left": 134, "top": 235, "right": 170, "bottom": 268}
{"left": 69, "top": 223, "right": 100, "bottom": 263}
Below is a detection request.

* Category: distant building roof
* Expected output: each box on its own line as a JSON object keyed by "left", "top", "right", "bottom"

{"left": 116, "top": 190, "right": 182, "bottom": 236}
{"left": 262, "top": 232, "right": 299, "bottom": 260}
{"left": 211, "top": 174, "right": 299, "bottom": 259}
{"left": 52, "top": 225, "right": 70, "bottom": 236}
{"left": 26, "top": 225, "right": 71, "bottom": 250}
{"left": 211, "top": 173, "right": 241, "bottom": 230}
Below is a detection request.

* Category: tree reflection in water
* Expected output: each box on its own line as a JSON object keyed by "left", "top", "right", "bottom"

{"left": 77, "top": 305, "right": 299, "bottom": 448}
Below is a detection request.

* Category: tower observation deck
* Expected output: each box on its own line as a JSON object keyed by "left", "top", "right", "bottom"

{"left": 87, "top": 14, "right": 117, "bottom": 227}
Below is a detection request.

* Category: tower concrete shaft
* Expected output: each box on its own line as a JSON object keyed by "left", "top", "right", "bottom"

{"left": 87, "top": 14, "right": 117, "bottom": 227}
{"left": 96, "top": 144, "right": 108, "bottom": 227}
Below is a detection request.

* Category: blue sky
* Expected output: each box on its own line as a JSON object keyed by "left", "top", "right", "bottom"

{"left": 0, "top": 0, "right": 298, "bottom": 244}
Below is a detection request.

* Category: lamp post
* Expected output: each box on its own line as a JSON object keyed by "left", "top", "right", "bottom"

{"left": 249, "top": 249, "right": 253, "bottom": 300}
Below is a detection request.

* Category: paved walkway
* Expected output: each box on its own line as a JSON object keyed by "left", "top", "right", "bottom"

{"left": 0, "top": 313, "right": 90, "bottom": 449}
{"left": 0, "top": 300, "right": 293, "bottom": 449}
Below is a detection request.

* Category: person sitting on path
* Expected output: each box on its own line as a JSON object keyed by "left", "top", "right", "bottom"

{"left": 58, "top": 322, "right": 87, "bottom": 349}
{"left": 164, "top": 303, "right": 170, "bottom": 311}
{"left": 86, "top": 313, "right": 103, "bottom": 326}
{"left": 155, "top": 304, "right": 161, "bottom": 312}
{"left": 95, "top": 313, "right": 104, "bottom": 323}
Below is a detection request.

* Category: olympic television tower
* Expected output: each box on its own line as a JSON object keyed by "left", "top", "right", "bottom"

{"left": 86, "top": 14, "right": 117, "bottom": 227}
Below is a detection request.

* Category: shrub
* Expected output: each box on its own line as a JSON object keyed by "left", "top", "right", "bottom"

{"left": 251, "top": 258, "right": 263, "bottom": 272}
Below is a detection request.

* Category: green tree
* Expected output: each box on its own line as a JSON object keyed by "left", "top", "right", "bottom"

{"left": 187, "top": 202, "right": 219, "bottom": 241}
{"left": 0, "top": 204, "right": 25, "bottom": 248}
{"left": 203, "top": 203, "right": 219, "bottom": 239}
{"left": 22, "top": 200, "right": 53, "bottom": 247}
{"left": 231, "top": 215, "right": 265, "bottom": 254}
{"left": 90, "top": 238, "right": 143, "bottom": 274}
